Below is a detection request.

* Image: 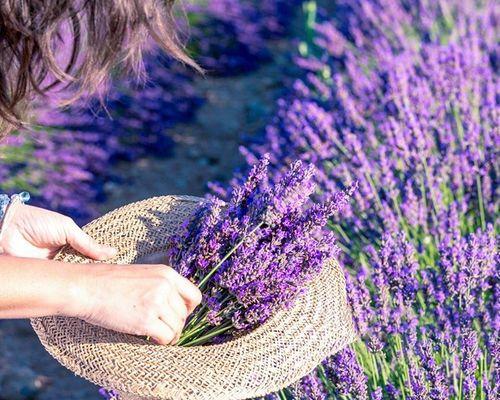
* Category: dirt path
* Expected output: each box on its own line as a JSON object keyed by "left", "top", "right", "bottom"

{"left": 0, "top": 39, "right": 294, "bottom": 400}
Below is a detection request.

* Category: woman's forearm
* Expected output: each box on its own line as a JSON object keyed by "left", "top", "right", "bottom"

{"left": 0, "top": 254, "right": 202, "bottom": 344}
{"left": 0, "top": 255, "right": 87, "bottom": 319}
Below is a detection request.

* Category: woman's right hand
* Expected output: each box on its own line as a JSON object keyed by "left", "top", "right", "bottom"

{"left": 69, "top": 264, "right": 202, "bottom": 345}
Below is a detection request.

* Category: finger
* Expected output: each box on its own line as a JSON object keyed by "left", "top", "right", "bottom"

{"left": 65, "top": 219, "right": 117, "bottom": 261}
{"left": 159, "top": 307, "right": 184, "bottom": 344}
{"left": 168, "top": 293, "right": 189, "bottom": 323}
{"left": 167, "top": 269, "right": 202, "bottom": 314}
{"left": 147, "top": 318, "right": 176, "bottom": 346}
{"left": 166, "top": 295, "right": 188, "bottom": 344}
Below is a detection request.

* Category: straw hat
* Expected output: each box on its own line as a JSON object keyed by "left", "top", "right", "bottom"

{"left": 31, "top": 195, "right": 357, "bottom": 400}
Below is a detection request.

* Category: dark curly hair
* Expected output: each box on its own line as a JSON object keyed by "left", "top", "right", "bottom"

{"left": 0, "top": 0, "right": 199, "bottom": 138}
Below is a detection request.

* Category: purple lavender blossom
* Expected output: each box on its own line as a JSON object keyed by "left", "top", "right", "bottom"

{"left": 371, "top": 387, "right": 383, "bottom": 400}
{"left": 98, "top": 388, "right": 119, "bottom": 400}
{"left": 460, "top": 329, "right": 480, "bottom": 398}
{"left": 0, "top": 124, "right": 106, "bottom": 223}
{"left": 414, "top": 338, "right": 450, "bottom": 400}
{"left": 408, "top": 358, "right": 429, "bottom": 400}
{"left": 288, "top": 371, "right": 327, "bottom": 400}
{"left": 322, "top": 347, "right": 369, "bottom": 399}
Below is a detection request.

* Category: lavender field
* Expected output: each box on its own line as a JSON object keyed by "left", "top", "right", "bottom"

{"left": 0, "top": 0, "right": 498, "bottom": 399}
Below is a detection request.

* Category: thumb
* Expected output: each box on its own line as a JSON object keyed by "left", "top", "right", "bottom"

{"left": 65, "top": 219, "right": 117, "bottom": 261}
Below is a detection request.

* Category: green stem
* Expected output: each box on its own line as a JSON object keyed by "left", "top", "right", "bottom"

{"left": 376, "top": 352, "right": 388, "bottom": 387}
{"left": 303, "top": 1, "right": 317, "bottom": 45}
{"left": 181, "top": 322, "right": 233, "bottom": 347}
{"left": 182, "top": 294, "right": 233, "bottom": 339}
{"left": 478, "top": 353, "right": 484, "bottom": 400}
{"left": 476, "top": 174, "right": 486, "bottom": 230}
{"left": 416, "top": 290, "right": 427, "bottom": 313}
{"left": 328, "top": 221, "right": 351, "bottom": 243}
{"left": 452, "top": 353, "right": 459, "bottom": 396}
{"left": 365, "top": 172, "right": 383, "bottom": 210}
{"left": 178, "top": 321, "right": 210, "bottom": 344}
{"left": 317, "top": 364, "right": 335, "bottom": 393}
{"left": 399, "top": 375, "right": 407, "bottom": 400}
{"left": 278, "top": 389, "right": 288, "bottom": 400}
{"left": 452, "top": 104, "right": 465, "bottom": 143}
{"left": 336, "top": 240, "right": 352, "bottom": 256}
{"left": 391, "top": 193, "right": 411, "bottom": 238}
{"left": 394, "top": 334, "right": 410, "bottom": 388}
{"left": 370, "top": 352, "right": 380, "bottom": 384}
{"left": 458, "top": 369, "right": 463, "bottom": 399}
{"left": 183, "top": 304, "right": 208, "bottom": 331}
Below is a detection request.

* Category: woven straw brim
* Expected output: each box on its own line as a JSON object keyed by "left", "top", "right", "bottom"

{"left": 31, "top": 195, "right": 357, "bottom": 400}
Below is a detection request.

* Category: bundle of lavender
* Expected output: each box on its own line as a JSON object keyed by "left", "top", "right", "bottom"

{"left": 167, "top": 155, "right": 354, "bottom": 346}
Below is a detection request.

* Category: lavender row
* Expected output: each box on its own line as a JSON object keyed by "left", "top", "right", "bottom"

{"left": 239, "top": 0, "right": 498, "bottom": 398}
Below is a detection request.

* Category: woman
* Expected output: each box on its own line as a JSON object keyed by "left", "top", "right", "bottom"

{"left": 0, "top": 1, "right": 202, "bottom": 345}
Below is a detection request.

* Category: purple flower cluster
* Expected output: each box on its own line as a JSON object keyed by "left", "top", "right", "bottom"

{"left": 244, "top": 0, "right": 498, "bottom": 398}
{"left": 0, "top": 125, "right": 109, "bottom": 222}
{"left": 321, "top": 347, "right": 368, "bottom": 399}
{"left": 85, "top": 53, "right": 201, "bottom": 159}
{"left": 167, "top": 155, "right": 353, "bottom": 345}
{"left": 283, "top": 369, "right": 328, "bottom": 400}
{"left": 98, "top": 388, "right": 119, "bottom": 400}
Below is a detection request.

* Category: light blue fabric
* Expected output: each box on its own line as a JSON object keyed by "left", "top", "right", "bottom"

{"left": 0, "top": 191, "right": 30, "bottom": 223}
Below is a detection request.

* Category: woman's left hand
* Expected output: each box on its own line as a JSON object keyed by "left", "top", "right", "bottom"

{"left": 0, "top": 203, "right": 117, "bottom": 260}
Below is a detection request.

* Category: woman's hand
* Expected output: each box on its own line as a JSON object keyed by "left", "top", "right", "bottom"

{"left": 0, "top": 256, "right": 202, "bottom": 345}
{"left": 0, "top": 203, "right": 116, "bottom": 260}
{"left": 71, "top": 264, "right": 202, "bottom": 345}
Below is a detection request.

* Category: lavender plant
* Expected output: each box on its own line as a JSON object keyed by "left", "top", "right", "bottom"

{"left": 88, "top": 52, "right": 202, "bottom": 159}
{"left": 0, "top": 123, "right": 109, "bottom": 222}
{"left": 245, "top": 1, "right": 498, "bottom": 398}
{"left": 167, "top": 155, "right": 353, "bottom": 346}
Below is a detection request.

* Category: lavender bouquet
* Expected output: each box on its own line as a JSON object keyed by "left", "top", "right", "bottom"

{"left": 166, "top": 155, "right": 353, "bottom": 346}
